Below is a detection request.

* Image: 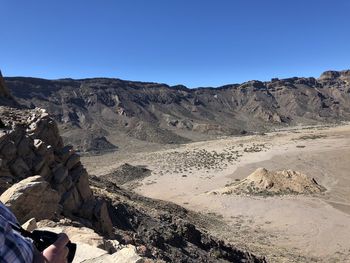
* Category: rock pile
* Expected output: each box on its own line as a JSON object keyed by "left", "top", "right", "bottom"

{"left": 0, "top": 175, "right": 60, "bottom": 223}
{"left": 211, "top": 168, "right": 326, "bottom": 196}
{"left": 0, "top": 105, "right": 112, "bottom": 236}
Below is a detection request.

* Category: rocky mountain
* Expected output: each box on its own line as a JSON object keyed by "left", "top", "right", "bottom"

{"left": 4, "top": 70, "right": 350, "bottom": 152}
{"left": 0, "top": 73, "right": 265, "bottom": 262}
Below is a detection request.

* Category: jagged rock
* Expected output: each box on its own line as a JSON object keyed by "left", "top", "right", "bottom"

{"left": 0, "top": 175, "right": 60, "bottom": 224}
{"left": 10, "top": 157, "right": 31, "bottom": 178}
{"left": 55, "top": 175, "right": 73, "bottom": 194}
{"left": 37, "top": 163, "right": 51, "bottom": 180}
{"left": 32, "top": 155, "right": 46, "bottom": 173}
{"left": 93, "top": 199, "right": 114, "bottom": 238}
{"left": 0, "top": 140, "right": 17, "bottom": 160}
{"left": 22, "top": 218, "right": 37, "bottom": 232}
{"left": 72, "top": 169, "right": 92, "bottom": 201}
{"left": 44, "top": 145, "right": 55, "bottom": 166}
{"left": 32, "top": 118, "right": 63, "bottom": 149}
{"left": 61, "top": 186, "right": 82, "bottom": 213}
{"left": 65, "top": 153, "right": 80, "bottom": 170}
{"left": 33, "top": 139, "right": 47, "bottom": 155}
{"left": 57, "top": 145, "right": 74, "bottom": 163}
{"left": 16, "top": 135, "right": 33, "bottom": 157}
{"left": 52, "top": 164, "right": 69, "bottom": 184}
{"left": 0, "top": 173, "right": 14, "bottom": 194}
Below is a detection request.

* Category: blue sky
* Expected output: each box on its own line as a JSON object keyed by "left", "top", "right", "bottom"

{"left": 1, "top": 0, "right": 349, "bottom": 88}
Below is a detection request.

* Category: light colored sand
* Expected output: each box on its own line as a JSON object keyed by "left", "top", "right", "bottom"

{"left": 81, "top": 124, "right": 350, "bottom": 262}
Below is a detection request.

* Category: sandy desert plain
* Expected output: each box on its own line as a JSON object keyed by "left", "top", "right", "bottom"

{"left": 81, "top": 124, "right": 350, "bottom": 262}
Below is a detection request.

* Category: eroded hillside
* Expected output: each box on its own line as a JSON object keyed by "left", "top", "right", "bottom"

{"left": 5, "top": 70, "right": 350, "bottom": 152}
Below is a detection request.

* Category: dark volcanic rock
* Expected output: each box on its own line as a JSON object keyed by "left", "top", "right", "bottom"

{"left": 100, "top": 163, "right": 151, "bottom": 185}
{"left": 83, "top": 136, "right": 117, "bottom": 154}
{"left": 90, "top": 176, "right": 266, "bottom": 263}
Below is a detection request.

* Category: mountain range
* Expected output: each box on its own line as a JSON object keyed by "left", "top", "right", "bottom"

{"left": 5, "top": 70, "right": 350, "bottom": 152}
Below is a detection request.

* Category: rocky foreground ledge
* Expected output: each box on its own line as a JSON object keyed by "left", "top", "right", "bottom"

{"left": 0, "top": 81, "right": 266, "bottom": 262}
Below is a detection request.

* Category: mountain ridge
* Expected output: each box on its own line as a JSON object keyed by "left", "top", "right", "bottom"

{"left": 4, "top": 69, "right": 350, "bottom": 152}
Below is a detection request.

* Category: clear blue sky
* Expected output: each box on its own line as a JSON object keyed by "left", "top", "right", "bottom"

{"left": 1, "top": 0, "right": 350, "bottom": 88}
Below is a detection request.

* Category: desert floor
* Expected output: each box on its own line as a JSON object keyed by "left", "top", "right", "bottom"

{"left": 81, "top": 124, "right": 350, "bottom": 262}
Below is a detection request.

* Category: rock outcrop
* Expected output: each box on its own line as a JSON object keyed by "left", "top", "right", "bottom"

{"left": 0, "top": 175, "right": 60, "bottom": 224}
{"left": 100, "top": 163, "right": 151, "bottom": 185}
{"left": 0, "top": 105, "right": 113, "bottom": 236}
{"left": 90, "top": 176, "right": 266, "bottom": 263}
{"left": 211, "top": 168, "right": 326, "bottom": 196}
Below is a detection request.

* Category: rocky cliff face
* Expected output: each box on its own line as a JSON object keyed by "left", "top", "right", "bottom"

{"left": 5, "top": 69, "right": 350, "bottom": 152}
{"left": 0, "top": 73, "right": 265, "bottom": 262}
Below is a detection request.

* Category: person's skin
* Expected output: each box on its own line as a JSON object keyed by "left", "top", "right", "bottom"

{"left": 33, "top": 233, "right": 70, "bottom": 263}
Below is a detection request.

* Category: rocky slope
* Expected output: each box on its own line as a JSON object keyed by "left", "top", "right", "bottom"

{"left": 5, "top": 69, "right": 350, "bottom": 152}
{"left": 0, "top": 73, "right": 265, "bottom": 262}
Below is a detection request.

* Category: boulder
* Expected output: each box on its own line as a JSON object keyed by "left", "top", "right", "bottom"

{"left": 22, "top": 218, "right": 37, "bottom": 232}
{"left": 0, "top": 175, "right": 60, "bottom": 224}
{"left": 10, "top": 157, "right": 31, "bottom": 178}
{"left": 81, "top": 245, "right": 144, "bottom": 263}
{"left": 60, "top": 186, "right": 82, "bottom": 213}
{"left": 16, "top": 135, "right": 33, "bottom": 157}
{"left": 79, "top": 199, "right": 114, "bottom": 238}
{"left": 75, "top": 243, "right": 108, "bottom": 263}
{"left": 65, "top": 153, "right": 80, "bottom": 170}
{"left": 0, "top": 140, "right": 17, "bottom": 160}
{"left": 33, "top": 139, "right": 47, "bottom": 155}
{"left": 70, "top": 168, "right": 92, "bottom": 201}
{"left": 32, "top": 155, "right": 46, "bottom": 173}
{"left": 37, "top": 163, "right": 52, "bottom": 180}
{"left": 52, "top": 164, "right": 68, "bottom": 184}
{"left": 57, "top": 145, "right": 74, "bottom": 163}
{"left": 93, "top": 199, "right": 114, "bottom": 238}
